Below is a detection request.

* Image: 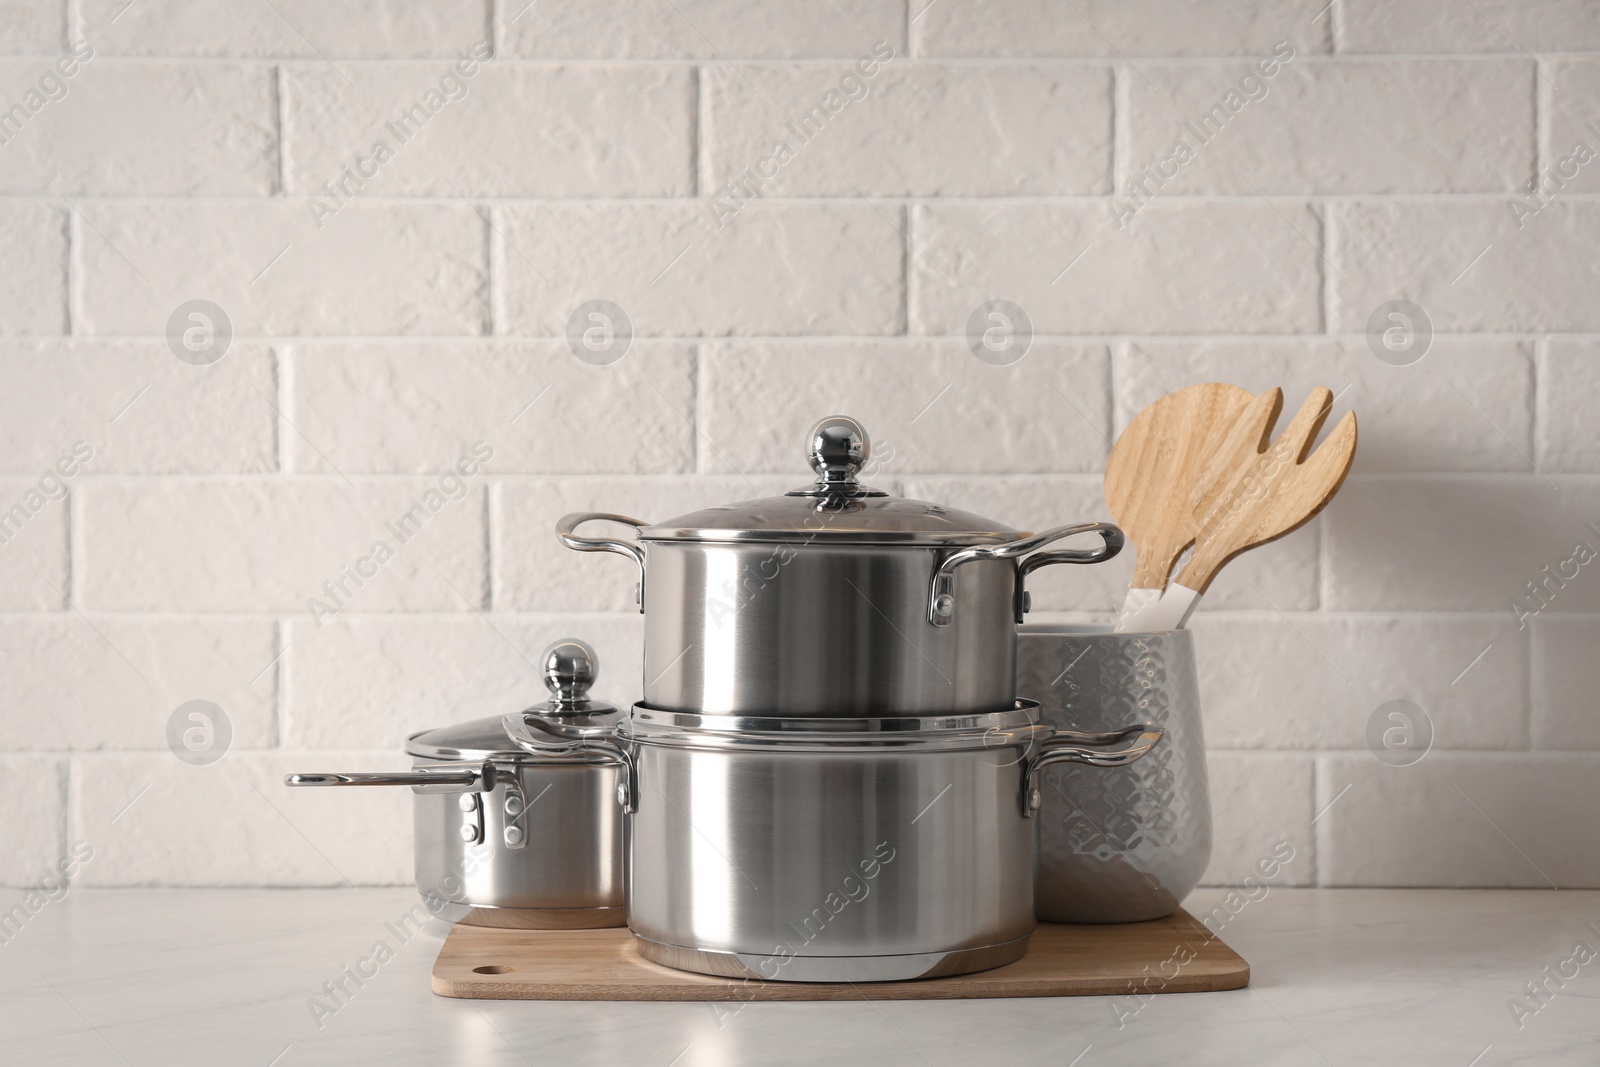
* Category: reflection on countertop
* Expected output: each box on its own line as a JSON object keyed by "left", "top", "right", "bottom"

{"left": 2, "top": 887, "right": 1597, "bottom": 1066}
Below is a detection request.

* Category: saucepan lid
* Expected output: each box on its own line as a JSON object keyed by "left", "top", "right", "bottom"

{"left": 405, "top": 640, "right": 622, "bottom": 761}
{"left": 638, "top": 416, "right": 1022, "bottom": 546}
{"left": 617, "top": 701, "right": 1047, "bottom": 752}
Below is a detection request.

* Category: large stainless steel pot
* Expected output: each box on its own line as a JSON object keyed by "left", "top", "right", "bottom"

{"left": 505, "top": 702, "right": 1161, "bottom": 982}
{"left": 557, "top": 416, "right": 1123, "bottom": 716}
{"left": 286, "top": 640, "right": 627, "bottom": 929}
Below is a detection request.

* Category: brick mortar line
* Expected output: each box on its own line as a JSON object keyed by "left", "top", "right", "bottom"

{"left": 52, "top": 749, "right": 415, "bottom": 754}
{"left": 692, "top": 64, "right": 706, "bottom": 198}
{"left": 5, "top": 53, "right": 1599, "bottom": 64}
{"left": 1310, "top": 753, "right": 1322, "bottom": 886}
{"left": 61, "top": 198, "right": 77, "bottom": 335}
{"left": 1296, "top": 749, "right": 1595, "bottom": 759}
{"left": 482, "top": 204, "right": 499, "bottom": 337}
{"left": 900, "top": 201, "right": 913, "bottom": 334}
{"left": 273, "top": 345, "right": 290, "bottom": 473}
{"left": 483, "top": 481, "right": 497, "bottom": 612}
{"left": 63, "top": 482, "right": 77, "bottom": 607}
{"left": 689, "top": 341, "right": 705, "bottom": 473}
{"left": 1317, "top": 201, "right": 1334, "bottom": 336}
{"left": 60, "top": 757, "right": 73, "bottom": 875}
{"left": 24, "top": 748, "right": 1599, "bottom": 758}
{"left": 1315, "top": 506, "right": 1330, "bottom": 615}
{"left": 272, "top": 65, "right": 287, "bottom": 196}
{"left": 1104, "top": 339, "right": 1120, "bottom": 440}
{"left": 24, "top": 471, "right": 1600, "bottom": 482}
{"left": 34, "top": 883, "right": 418, "bottom": 889}
{"left": 0, "top": 608, "right": 1574, "bottom": 620}
{"left": 24, "top": 751, "right": 409, "bottom": 763}
{"left": 1533, "top": 336, "right": 1548, "bottom": 472}
{"left": 5, "top": 194, "right": 1583, "bottom": 204}
{"left": 1533, "top": 55, "right": 1546, "bottom": 188}
{"left": 18, "top": 331, "right": 1598, "bottom": 341}
{"left": 0, "top": 613, "right": 629, "bottom": 622}
{"left": 1110, "top": 63, "right": 1128, "bottom": 196}
{"left": 271, "top": 616, "right": 287, "bottom": 748}
{"left": 267, "top": 345, "right": 283, "bottom": 473}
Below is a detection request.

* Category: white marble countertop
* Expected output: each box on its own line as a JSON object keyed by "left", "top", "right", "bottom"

{"left": 4, "top": 887, "right": 1598, "bottom": 1066}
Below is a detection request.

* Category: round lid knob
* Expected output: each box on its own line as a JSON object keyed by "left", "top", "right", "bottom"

{"left": 541, "top": 639, "right": 597, "bottom": 709}
{"left": 806, "top": 416, "right": 870, "bottom": 486}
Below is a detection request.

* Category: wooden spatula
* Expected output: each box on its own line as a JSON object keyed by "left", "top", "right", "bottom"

{"left": 1105, "top": 382, "right": 1256, "bottom": 625}
{"left": 1118, "top": 386, "right": 1358, "bottom": 631}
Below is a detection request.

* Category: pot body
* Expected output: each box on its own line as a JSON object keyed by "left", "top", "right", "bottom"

{"left": 1018, "top": 625, "right": 1212, "bottom": 923}
{"left": 641, "top": 541, "right": 1018, "bottom": 716}
{"left": 284, "top": 639, "right": 629, "bottom": 931}
{"left": 621, "top": 709, "right": 1040, "bottom": 981}
{"left": 413, "top": 756, "right": 626, "bottom": 929}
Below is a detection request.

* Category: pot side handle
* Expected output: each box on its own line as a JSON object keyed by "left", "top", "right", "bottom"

{"left": 1021, "top": 724, "right": 1162, "bottom": 818}
{"left": 1013, "top": 523, "right": 1124, "bottom": 623}
{"left": 283, "top": 760, "right": 497, "bottom": 795}
{"left": 501, "top": 713, "right": 638, "bottom": 814}
{"left": 555, "top": 512, "right": 650, "bottom": 614}
{"left": 927, "top": 521, "right": 1124, "bottom": 626}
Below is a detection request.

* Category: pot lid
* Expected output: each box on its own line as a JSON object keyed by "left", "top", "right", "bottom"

{"left": 621, "top": 701, "right": 1044, "bottom": 751}
{"left": 639, "top": 416, "right": 1022, "bottom": 545}
{"left": 405, "top": 714, "right": 527, "bottom": 761}
{"left": 405, "top": 640, "right": 623, "bottom": 761}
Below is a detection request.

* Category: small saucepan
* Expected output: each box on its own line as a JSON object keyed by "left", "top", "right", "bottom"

{"left": 285, "top": 640, "right": 627, "bottom": 929}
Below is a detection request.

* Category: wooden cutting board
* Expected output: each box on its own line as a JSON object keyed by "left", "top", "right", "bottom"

{"left": 432, "top": 909, "right": 1247, "bottom": 1001}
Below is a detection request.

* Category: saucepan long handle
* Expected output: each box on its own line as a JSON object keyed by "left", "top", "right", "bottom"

{"left": 284, "top": 760, "right": 497, "bottom": 795}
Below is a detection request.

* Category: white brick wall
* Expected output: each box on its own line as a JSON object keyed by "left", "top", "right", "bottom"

{"left": 2, "top": 0, "right": 1596, "bottom": 890}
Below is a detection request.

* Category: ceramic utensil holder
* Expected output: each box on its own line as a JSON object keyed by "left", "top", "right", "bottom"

{"left": 1017, "top": 625, "right": 1212, "bottom": 923}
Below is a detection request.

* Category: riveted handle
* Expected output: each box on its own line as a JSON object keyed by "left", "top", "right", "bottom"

{"left": 1012, "top": 524, "right": 1125, "bottom": 623}
{"left": 284, "top": 761, "right": 497, "bottom": 796}
{"left": 1021, "top": 724, "right": 1162, "bottom": 817}
{"left": 556, "top": 512, "right": 648, "bottom": 613}
{"left": 927, "top": 522, "right": 1123, "bottom": 626}
{"left": 501, "top": 713, "right": 637, "bottom": 814}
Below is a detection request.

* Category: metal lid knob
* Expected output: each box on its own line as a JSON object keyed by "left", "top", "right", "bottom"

{"left": 807, "top": 416, "right": 870, "bottom": 485}
{"left": 542, "top": 639, "right": 597, "bottom": 711}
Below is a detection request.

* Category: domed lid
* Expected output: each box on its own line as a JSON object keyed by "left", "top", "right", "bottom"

{"left": 639, "top": 416, "right": 1022, "bottom": 546}
{"left": 404, "top": 715, "right": 522, "bottom": 762}
{"left": 405, "top": 639, "right": 622, "bottom": 761}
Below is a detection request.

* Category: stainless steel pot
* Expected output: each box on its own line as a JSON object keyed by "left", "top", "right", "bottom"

{"left": 505, "top": 701, "right": 1161, "bottom": 982}
{"left": 557, "top": 416, "right": 1123, "bottom": 716}
{"left": 286, "top": 640, "right": 627, "bottom": 929}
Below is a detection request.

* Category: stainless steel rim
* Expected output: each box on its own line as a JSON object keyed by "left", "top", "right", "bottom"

{"left": 630, "top": 932, "right": 1033, "bottom": 983}
{"left": 635, "top": 526, "right": 1017, "bottom": 546}
{"left": 619, "top": 700, "right": 1045, "bottom": 751}
{"left": 400, "top": 740, "right": 622, "bottom": 765}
